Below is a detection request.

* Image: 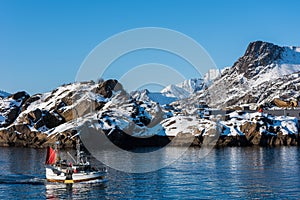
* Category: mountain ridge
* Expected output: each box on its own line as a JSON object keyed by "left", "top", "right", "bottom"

{"left": 198, "top": 41, "right": 300, "bottom": 109}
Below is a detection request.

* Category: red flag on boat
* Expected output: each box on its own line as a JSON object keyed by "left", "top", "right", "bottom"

{"left": 45, "top": 146, "right": 56, "bottom": 165}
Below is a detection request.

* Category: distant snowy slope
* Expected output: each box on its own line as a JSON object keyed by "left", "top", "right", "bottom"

{"left": 161, "top": 78, "right": 206, "bottom": 99}
{"left": 203, "top": 69, "right": 221, "bottom": 85}
{"left": 161, "top": 84, "right": 191, "bottom": 99}
{"left": 0, "top": 90, "right": 10, "bottom": 98}
{"left": 131, "top": 78, "right": 208, "bottom": 105}
{"left": 147, "top": 92, "right": 177, "bottom": 105}
{"left": 132, "top": 74, "right": 220, "bottom": 105}
{"left": 131, "top": 89, "right": 177, "bottom": 105}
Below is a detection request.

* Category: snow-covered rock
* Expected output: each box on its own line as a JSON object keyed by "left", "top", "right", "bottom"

{"left": 0, "top": 91, "right": 29, "bottom": 127}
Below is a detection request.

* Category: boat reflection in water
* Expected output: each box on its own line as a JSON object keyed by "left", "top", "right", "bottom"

{"left": 45, "top": 179, "right": 107, "bottom": 199}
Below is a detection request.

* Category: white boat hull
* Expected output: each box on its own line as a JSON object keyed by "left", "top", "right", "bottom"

{"left": 46, "top": 166, "right": 105, "bottom": 183}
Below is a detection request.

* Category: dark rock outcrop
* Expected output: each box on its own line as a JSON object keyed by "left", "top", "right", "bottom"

{"left": 5, "top": 106, "right": 20, "bottom": 126}
{"left": 233, "top": 41, "right": 284, "bottom": 78}
{"left": 42, "top": 111, "right": 64, "bottom": 129}
{"left": 22, "top": 94, "right": 41, "bottom": 111}
{"left": 11, "top": 91, "right": 30, "bottom": 101}
{"left": 28, "top": 109, "right": 42, "bottom": 123}
{"left": 93, "top": 79, "right": 124, "bottom": 98}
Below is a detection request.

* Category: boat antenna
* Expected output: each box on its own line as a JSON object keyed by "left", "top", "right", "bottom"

{"left": 55, "top": 141, "right": 61, "bottom": 162}
{"left": 67, "top": 152, "right": 77, "bottom": 163}
{"left": 73, "top": 107, "right": 81, "bottom": 165}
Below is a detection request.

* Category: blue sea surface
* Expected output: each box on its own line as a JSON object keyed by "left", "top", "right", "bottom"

{"left": 0, "top": 146, "right": 299, "bottom": 199}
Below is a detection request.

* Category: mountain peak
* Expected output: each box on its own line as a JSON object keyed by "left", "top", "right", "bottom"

{"left": 233, "top": 41, "right": 284, "bottom": 78}
{"left": 245, "top": 41, "right": 282, "bottom": 56}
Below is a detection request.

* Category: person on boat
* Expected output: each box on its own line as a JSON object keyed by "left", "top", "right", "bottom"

{"left": 258, "top": 105, "right": 263, "bottom": 113}
{"left": 66, "top": 163, "right": 73, "bottom": 180}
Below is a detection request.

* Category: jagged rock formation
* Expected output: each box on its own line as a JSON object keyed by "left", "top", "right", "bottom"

{"left": 233, "top": 41, "right": 284, "bottom": 78}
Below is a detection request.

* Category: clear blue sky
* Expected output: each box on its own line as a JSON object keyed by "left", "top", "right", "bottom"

{"left": 1, "top": 0, "right": 300, "bottom": 94}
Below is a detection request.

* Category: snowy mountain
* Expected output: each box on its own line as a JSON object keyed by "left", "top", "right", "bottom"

{"left": 190, "top": 41, "right": 300, "bottom": 109}
{"left": 132, "top": 75, "right": 220, "bottom": 106}
{"left": 203, "top": 69, "right": 221, "bottom": 86}
{"left": 131, "top": 78, "right": 207, "bottom": 105}
{"left": 130, "top": 89, "right": 177, "bottom": 105}
{"left": 161, "top": 70, "right": 221, "bottom": 100}
{"left": 161, "top": 78, "right": 205, "bottom": 99}
{"left": 132, "top": 70, "right": 221, "bottom": 105}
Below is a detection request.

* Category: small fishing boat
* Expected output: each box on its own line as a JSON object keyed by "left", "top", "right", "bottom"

{"left": 45, "top": 139, "right": 106, "bottom": 184}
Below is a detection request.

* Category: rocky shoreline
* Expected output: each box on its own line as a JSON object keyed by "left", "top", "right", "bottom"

{"left": 0, "top": 125, "right": 299, "bottom": 149}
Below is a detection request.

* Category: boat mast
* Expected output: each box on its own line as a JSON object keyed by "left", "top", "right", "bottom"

{"left": 76, "top": 137, "right": 80, "bottom": 164}
{"left": 55, "top": 141, "right": 60, "bottom": 162}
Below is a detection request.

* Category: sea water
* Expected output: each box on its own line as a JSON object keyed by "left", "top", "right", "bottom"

{"left": 0, "top": 146, "right": 299, "bottom": 199}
